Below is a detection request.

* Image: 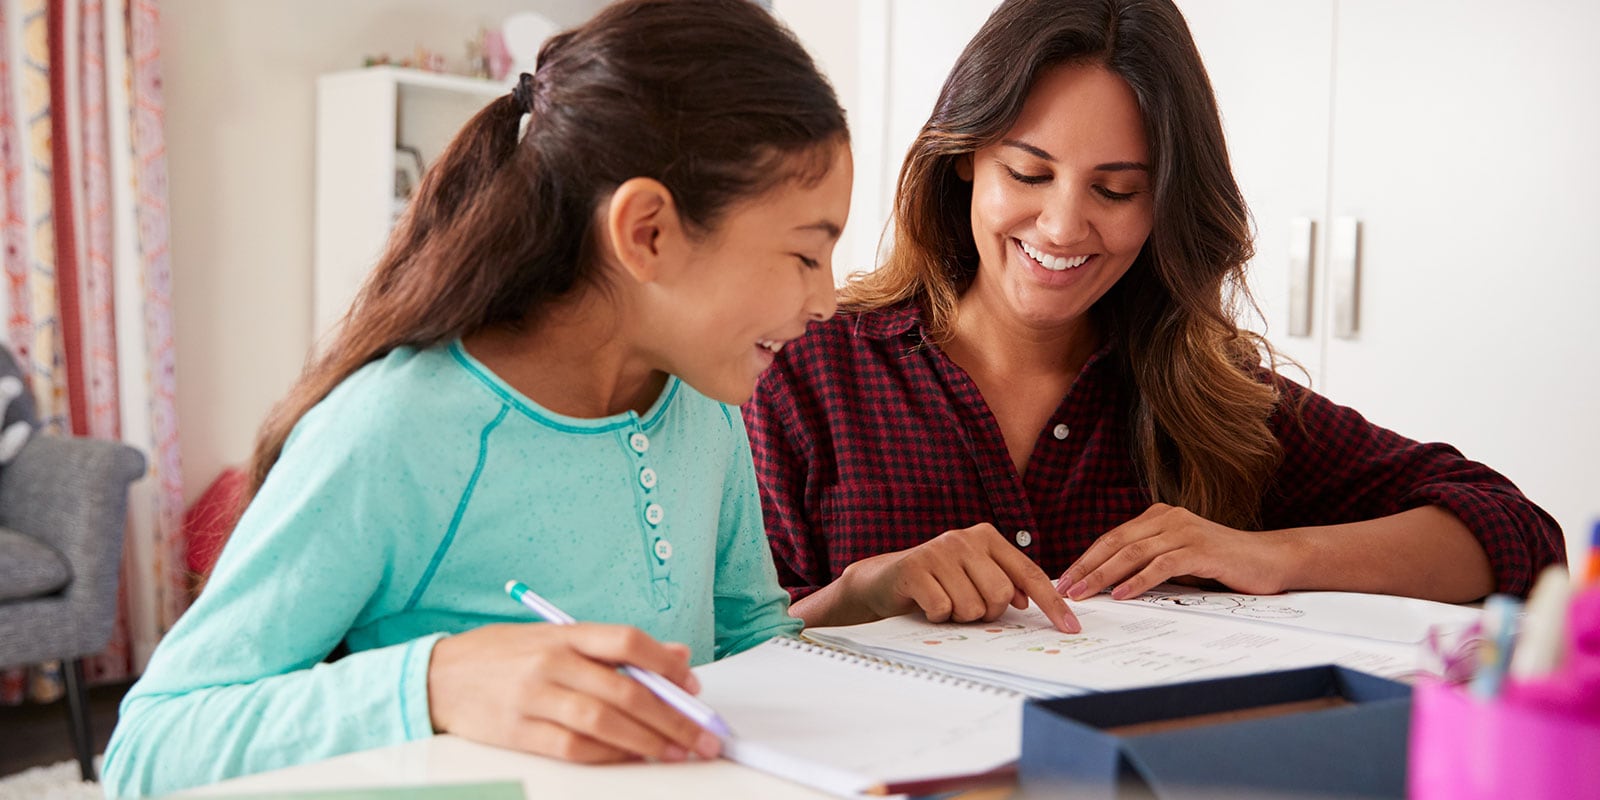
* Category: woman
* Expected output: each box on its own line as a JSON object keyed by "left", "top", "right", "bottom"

{"left": 744, "top": 0, "right": 1563, "bottom": 632}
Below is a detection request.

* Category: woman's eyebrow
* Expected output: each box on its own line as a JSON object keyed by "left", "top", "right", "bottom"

{"left": 999, "top": 139, "right": 1149, "bottom": 172}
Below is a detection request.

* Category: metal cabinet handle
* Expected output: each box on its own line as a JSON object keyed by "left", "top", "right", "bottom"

{"left": 1288, "top": 217, "right": 1316, "bottom": 338}
{"left": 1331, "top": 217, "right": 1361, "bottom": 339}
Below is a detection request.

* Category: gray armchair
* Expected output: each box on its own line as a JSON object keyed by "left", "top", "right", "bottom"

{"left": 0, "top": 350, "right": 146, "bottom": 781}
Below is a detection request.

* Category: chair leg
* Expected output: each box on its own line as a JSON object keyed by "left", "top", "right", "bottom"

{"left": 63, "top": 657, "right": 97, "bottom": 782}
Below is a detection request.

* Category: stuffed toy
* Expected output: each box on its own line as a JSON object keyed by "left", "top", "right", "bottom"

{"left": 0, "top": 374, "right": 35, "bottom": 464}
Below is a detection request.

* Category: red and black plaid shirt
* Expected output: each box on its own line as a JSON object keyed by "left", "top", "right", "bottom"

{"left": 744, "top": 302, "right": 1563, "bottom": 600}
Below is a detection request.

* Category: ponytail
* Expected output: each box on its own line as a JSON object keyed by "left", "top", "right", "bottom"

{"left": 249, "top": 90, "right": 533, "bottom": 495}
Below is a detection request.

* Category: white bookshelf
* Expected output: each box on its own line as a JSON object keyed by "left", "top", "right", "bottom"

{"left": 313, "top": 66, "right": 509, "bottom": 342}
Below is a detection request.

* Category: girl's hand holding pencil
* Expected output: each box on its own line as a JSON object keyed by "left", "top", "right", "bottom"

{"left": 425, "top": 621, "right": 723, "bottom": 765}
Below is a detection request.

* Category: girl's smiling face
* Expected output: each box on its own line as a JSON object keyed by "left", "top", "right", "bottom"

{"left": 960, "top": 62, "right": 1155, "bottom": 333}
{"left": 649, "top": 143, "right": 851, "bottom": 404}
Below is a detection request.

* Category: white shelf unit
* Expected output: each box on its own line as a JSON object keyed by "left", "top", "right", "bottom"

{"left": 313, "top": 66, "right": 509, "bottom": 342}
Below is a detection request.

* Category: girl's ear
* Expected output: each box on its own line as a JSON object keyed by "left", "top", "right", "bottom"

{"left": 604, "top": 177, "right": 685, "bottom": 284}
{"left": 954, "top": 153, "right": 975, "bottom": 182}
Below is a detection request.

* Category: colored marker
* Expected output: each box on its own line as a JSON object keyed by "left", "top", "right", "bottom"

{"left": 504, "top": 580, "right": 732, "bottom": 738}
{"left": 1583, "top": 520, "right": 1600, "bottom": 586}
{"left": 1469, "top": 593, "right": 1521, "bottom": 699}
{"left": 1507, "top": 565, "right": 1570, "bottom": 679}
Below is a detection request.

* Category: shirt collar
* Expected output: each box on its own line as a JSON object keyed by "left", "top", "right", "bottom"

{"left": 845, "top": 301, "right": 923, "bottom": 341}
{"left": 847, "top": 299, "right": 1120, "bottom": 380}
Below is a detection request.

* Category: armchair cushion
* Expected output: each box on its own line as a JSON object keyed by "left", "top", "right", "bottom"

{"left": 0, "top": 526, "right": 70, "bottom": 601}
{"left": 0, "top": 435, "right": 145, "bottom": 666}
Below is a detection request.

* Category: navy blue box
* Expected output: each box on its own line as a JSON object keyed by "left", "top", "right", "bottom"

{"left": 1017, "top": 666, "right": 1412, "bottom": 800}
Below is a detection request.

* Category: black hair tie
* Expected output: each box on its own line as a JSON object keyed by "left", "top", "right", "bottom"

{"left": 511, "top": 72, "right": 536, "bottom": 114}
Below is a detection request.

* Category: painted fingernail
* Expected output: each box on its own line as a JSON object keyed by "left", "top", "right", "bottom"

{"left": 1110, "top": 583, "right": 1132, "bottom": 600}
{"left": 1067, "top": 580, "right": 1089, "bottom": 600}
{"left": 695, "top": 731, "right": 721, "bottom": 759}
{"left": 1054, "top": 575, "right": 1072, "bottom": 593}
{"left": 661, "top": 745, "right": 688, "bottom": 763}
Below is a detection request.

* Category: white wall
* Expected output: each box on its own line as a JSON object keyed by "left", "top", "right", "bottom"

{"left": 160, "top": 0, "right": 609, "bottom": 504}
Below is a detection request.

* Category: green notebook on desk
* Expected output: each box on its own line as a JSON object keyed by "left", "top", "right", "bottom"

{"left": 192, "top": 782, "right": 523, "bottom": 800}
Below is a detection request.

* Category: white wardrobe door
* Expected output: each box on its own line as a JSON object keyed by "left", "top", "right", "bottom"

{"left": 1179, "top": 0, "right": 1337, "bottom": 384}
{"left": 1324, "top": 0, "right": 1600, "bottom": 556}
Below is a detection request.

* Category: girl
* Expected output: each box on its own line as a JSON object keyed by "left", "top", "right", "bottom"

{"left": 744, "top": 0, "right": 1563, "bottom": 631}
{"left": 102, "top": 0, "right": 849, "bottom": 795}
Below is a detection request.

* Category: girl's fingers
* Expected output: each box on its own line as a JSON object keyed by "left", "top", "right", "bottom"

{"left": 565, "top": 625, "right": 696, "bottom": 692}
{"left": 507, "top": 715, "right": 638, "bottom": 764}
{"left": 545, "top": 651, "right": 717, "bottom": 758}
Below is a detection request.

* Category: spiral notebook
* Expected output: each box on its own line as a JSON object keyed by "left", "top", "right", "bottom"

{"left": 693, "top": 636, "right": 1023, "bottom": 797}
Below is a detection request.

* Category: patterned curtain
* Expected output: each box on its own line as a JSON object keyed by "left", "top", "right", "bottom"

{"left": 0, "top": 0, "right": 183, "bottom": 703}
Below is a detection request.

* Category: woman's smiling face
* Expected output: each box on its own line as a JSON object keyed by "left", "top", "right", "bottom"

{"left": 960, "top": 61, "right": 1155, "bottom": 331}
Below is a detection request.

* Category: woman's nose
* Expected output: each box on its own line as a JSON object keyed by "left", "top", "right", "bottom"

{"left": 1036, "top": 189, "right": 1092, "bottom": 245}
{"left": 807, "top": 266, "right": 838, "bottom": 322}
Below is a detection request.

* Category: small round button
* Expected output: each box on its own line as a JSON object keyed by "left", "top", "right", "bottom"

{"left": 639, "top": 467, "right": 658, "bottom": 489}
{"left": 629, "top": 432, "right": 650, "bottom": 454}
{"left": 653, "top": 538, "right": 673, "bottom": 561}
{"left": 645, "top": 503, "right": 665, "bottom": 526}
{"left": 1015, "top": 530, "right": 1033, "bottom": 547}
{"left": 1052, "top": 424, "right": 1070, "bottom": 440}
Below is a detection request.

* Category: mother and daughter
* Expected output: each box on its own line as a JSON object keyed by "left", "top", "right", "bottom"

{"left": 103, "top": 0, "right": 1562, "bottom": 795}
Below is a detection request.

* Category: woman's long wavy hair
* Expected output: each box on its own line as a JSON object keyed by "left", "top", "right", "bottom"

{"left": 247, "top": 0, "right": 847, "bottom": 499}
{"left": 841, "top": 0, "right": 1284, "bottom": 528}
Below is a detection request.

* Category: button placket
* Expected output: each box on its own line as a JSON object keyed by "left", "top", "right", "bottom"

{"left": 624, "top": 424, "right": 671, "bottom": 609}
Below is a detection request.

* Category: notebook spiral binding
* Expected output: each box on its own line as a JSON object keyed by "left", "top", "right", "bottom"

{"left": 773, "top": 635, "right": 1022, "bottom": 698}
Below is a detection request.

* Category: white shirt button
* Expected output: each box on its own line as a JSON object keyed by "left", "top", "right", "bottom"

{"left": 1015, "top": 530, "right": 1033, "bottom": 548}
{"left": 629, "top": 432, "right": 650, "bottom": 454}
{"left": 653, "top": 538, "right": 673, "bottom": 561}
{"left": 645, "top": 503, "right": 665, "bottom": 526}
{"left": 1052, "top": 424, "right": 1070, "bottom": 440}
{"left": 639, "top": 467, "right": 657, "bottom": 489}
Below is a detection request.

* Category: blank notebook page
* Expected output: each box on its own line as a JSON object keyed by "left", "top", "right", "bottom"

{"left": 693, "top": 637, "right": 1023, "bottom": 796}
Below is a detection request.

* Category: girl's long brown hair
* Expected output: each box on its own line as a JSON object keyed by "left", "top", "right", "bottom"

{"left": 842, "top": 0, "right": 1283, "bottom": 529}
{"left": 248, "top": 0, "right": 846, "bottom": 499}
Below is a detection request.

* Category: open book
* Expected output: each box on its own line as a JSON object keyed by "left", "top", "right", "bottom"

{"left": 693, "top": 587, "right": 1476, "bottom": 796}
{"left": 804, "top": 586, "right": 1480, "bottom": 697}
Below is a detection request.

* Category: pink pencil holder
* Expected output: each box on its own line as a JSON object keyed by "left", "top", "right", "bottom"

{"left": 1409, "top": 679, "right": 1600, "bottom": 799}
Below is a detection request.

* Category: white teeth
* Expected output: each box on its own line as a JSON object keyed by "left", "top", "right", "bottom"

{"left": 757, "top": 339, "right": 784, "bottom": 353}
{"left": 1020, "top": 240, "right": 1090, "bottom": 271}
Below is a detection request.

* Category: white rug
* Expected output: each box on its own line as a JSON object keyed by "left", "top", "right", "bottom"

{"left": 0, "top": 759, "right": 102, "bottom": 800}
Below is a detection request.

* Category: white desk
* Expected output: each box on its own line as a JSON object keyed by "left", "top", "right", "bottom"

{"left": 180, "top": 735, "right": 837, "bottom": 798}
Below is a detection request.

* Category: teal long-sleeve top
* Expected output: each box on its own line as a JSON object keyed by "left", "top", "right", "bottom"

{"left": 101, "top": 342, "right": 801, "bottom": 798}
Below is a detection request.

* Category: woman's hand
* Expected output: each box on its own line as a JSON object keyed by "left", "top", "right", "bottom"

{"left": 425, "top": 623, "right": 721, "bottom": 764}
{"left": 1056, "top": 504, "right": 1298, "bottom": 601}
{"left": 838, "top": 523, "right": 1080, "bottom": 633}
